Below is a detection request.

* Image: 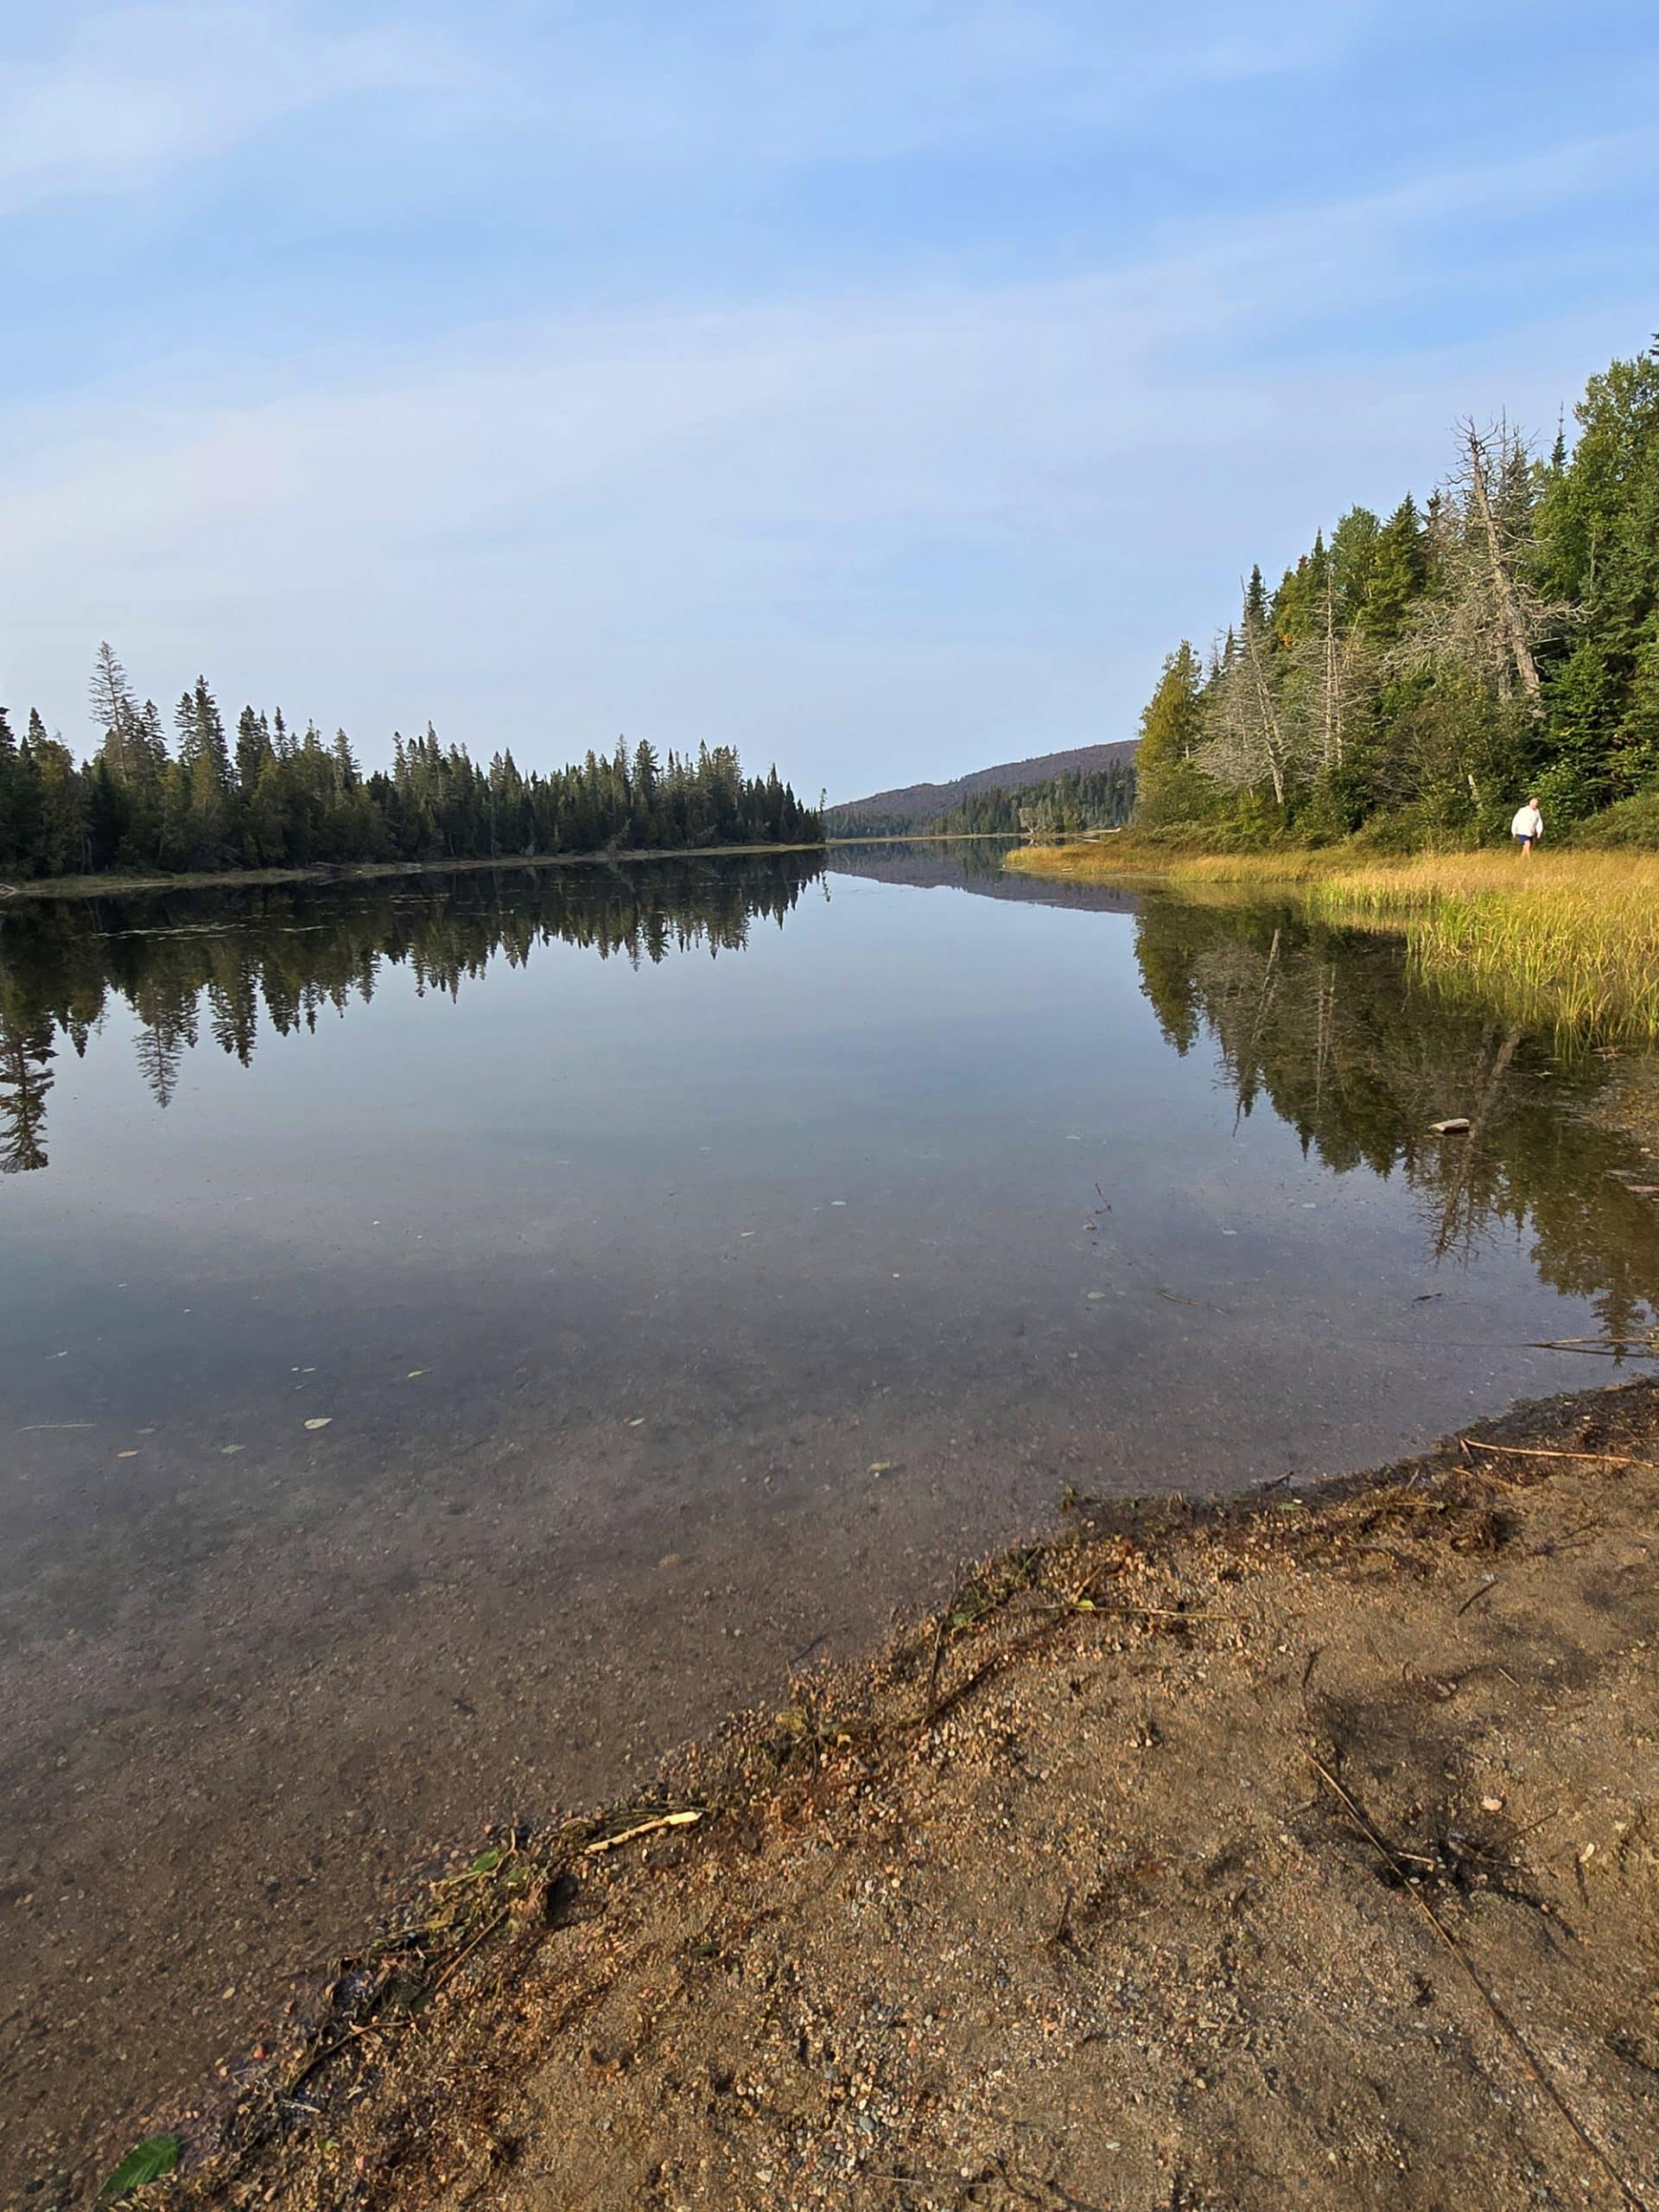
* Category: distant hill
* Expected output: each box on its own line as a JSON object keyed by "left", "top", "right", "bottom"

{"left": 826, "top": 741, "right": 1138, "bottom": 834}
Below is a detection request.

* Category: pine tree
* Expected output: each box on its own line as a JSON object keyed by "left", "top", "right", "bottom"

{"left": 1133, "top": 645, "right": 1211, "bottom": 827}
{"left": 1361, "top": 498, "right": 1427, "bottom": 641}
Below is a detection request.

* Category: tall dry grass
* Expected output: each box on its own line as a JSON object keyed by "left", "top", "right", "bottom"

{"left": 1010, "top": 843, "right": 1659, "bottom": 1047}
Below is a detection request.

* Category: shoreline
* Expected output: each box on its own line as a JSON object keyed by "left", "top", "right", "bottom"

{"left": 0, "top": 841, "right": 830, "bottom": 904}
{"left": 0, "top": 835, "right": 1023, "bottom": 906}
{"left": 1008, "top": 840, "right": 1659, "bottom": 1051}
{"left": 124, "top": 1369, "right": 1659, "bottom": 2212}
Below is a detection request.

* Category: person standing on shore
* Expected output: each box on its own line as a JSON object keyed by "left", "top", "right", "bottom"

{"left": 1510, "top": 796, "right": 1544, "bottom": 855}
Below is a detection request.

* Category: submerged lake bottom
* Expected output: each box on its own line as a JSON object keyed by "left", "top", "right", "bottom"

{"left": 3, "top": 842, "right": 1656, "bottom": 2195}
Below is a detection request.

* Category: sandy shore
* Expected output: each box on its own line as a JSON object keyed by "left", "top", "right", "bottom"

{"left": 125, "top": 1373, "right": 1659, "bottom": 2212}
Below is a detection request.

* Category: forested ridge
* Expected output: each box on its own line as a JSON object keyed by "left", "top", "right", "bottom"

{"left": 0, "top": 646, "right": 820, "bottom": 881}
{"left": 1134, "top": 336, "right": 1659, "bottom": 847}
{"left": 930, "top": 761, "right": 1136, "bottom": 836}
{"left": 824, "top": 740, "right": 1137, "bottom": 836}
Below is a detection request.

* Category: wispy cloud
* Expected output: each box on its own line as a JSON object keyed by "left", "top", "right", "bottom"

{"left": 2, "top": 0, "right": 1655, "bottom": 792}
{"left": 492, "top": 0, "right": 1369, "bottom": 167}
{"left": 1, "top": 135, "right": 1644, "bottom": 789}
{"left": 0, "top": 3, "right": 458, "bottom": 213}
{"left": 0, "top": 0, "right": 1366, "bottom": 217}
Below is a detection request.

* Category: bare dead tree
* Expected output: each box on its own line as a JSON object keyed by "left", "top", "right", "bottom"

{"left": 1398, "top": 417, "right": 1568, "bottom": 713}
{"left": 1463, "top": 418, "right": 1544, "bottom": 707}
{"left": 1292, "top": 558, "right": 1366, "bottom": 775}
{"left": 1201, "top": 586, "right": 1298, "bottom": 806}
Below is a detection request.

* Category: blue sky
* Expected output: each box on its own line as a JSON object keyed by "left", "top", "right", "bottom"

{"left": 2, "top": 2, "right": 1656, "bottom": 799}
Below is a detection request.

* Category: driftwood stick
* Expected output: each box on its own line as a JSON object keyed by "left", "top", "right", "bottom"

{"left": 582, "top": 1810, "right": 702, "bottom": 1856}
{"left": 1461, "top": 1436, "right": 1656, "bottom": 1471}
{"left": 1307, "top": 1754, "right": 1649, "bottom": 2211}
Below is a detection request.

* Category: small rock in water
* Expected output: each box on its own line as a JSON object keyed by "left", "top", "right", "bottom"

{"left": 1430, "top": 1117, "right": 1471, "bottom": 1135}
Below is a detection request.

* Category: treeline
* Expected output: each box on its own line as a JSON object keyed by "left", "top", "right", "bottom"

{"left": 0, "top": 645, "right": 821, "bottom": 880}
{"left": 931, "top": 763, "right": 1136, "bottom": 836}
{"left": 0, "top": 854, "right": 823, "bottom": 1165}
{"left": 1135, "top": 336, "right": 1659, "bottom": 846}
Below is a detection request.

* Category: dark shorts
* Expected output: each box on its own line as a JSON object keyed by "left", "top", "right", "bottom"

{"left": 1513, "top": 833, "right": 1535, "bottom": 849}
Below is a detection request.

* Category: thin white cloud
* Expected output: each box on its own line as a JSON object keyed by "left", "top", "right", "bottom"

{"left": 486, "top": 0, "right": 1371, "bottom": 168}
{"left": 0, "top": 132, "right": 1649, "bottom": 790}
{"left": 0, "top": 3, "right": 460, "bottom": 213}
{"left": 0, "top": 0, "right": 1370, "bottom": 217}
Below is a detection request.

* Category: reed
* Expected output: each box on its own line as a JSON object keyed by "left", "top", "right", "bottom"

{"left": 1010, "top": 843, "right": 1659, "bottom": 1048}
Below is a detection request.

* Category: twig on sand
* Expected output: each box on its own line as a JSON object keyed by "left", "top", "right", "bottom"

{"left": 582, "top": 1810, "right": 702, "bottom": 1856}
{"left": 1306, "top": 1753, "right": 1649, "bottom": 2212}
{"left": 924, "top": 1611, "right": 950, "bottom": 1726}
{"left": 1062, "top": 1599, "right": 1237, "bottom": 1624}
{"left": 429, "top": 1905, "right": 512, "bottom": 1994}
{"left": 1529, "top": 1337, "right": 1657, "bottom": 1357}
{"left": 1459, "top": 1434, "right": 1657, "bottom": 1471}
{"left": 1455, "top": 1574, "right": 1499, "bottom": 1617}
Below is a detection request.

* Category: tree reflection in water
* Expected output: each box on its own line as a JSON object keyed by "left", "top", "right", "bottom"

{"left": 1133, "top": 892, "right": 1659, "bottom": 1350}
{"left": 0, "top": 854, "right": 823, "bottom": 1160}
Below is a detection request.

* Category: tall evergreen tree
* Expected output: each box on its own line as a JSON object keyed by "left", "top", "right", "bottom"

{"left": 1133, "top": 645, "right": 1210, "bottom": 827}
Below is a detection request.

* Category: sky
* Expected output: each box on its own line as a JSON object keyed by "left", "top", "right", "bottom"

{"left": 1, "top": 3, "right": 1656, "bottom": 802}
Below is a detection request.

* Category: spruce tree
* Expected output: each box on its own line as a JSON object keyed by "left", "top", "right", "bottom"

{"left": 1133, "top": 645, "right": 1211, "bottom": 828}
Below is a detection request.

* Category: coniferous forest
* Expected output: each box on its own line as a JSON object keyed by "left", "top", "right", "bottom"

{"left": 929, "top": 761, "right": 1137, "bottom": 837}
{"left": 0, "top": 646, "right": 822, "bottom": 881}
{"left": 1133, "top": 337, "right": 1659, "bottom": 847}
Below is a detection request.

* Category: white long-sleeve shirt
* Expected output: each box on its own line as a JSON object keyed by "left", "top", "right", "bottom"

{"left": 1510, "top": 804, "right": 1543, "bottom": 840}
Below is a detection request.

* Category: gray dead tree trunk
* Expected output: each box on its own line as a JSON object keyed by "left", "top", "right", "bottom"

{"left": 1463, "top": 422, "right": 1544, "bottom": 713}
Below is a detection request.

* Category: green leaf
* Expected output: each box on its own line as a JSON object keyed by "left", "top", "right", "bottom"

{"left": 101, "top": 2133, "right": 180, "bottom": 2198}
{"left": 465, "top": 1846, "right": 505, "bottom": 1877}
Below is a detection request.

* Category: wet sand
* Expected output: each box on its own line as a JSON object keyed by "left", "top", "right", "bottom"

{"left": 148, "top": 1372, "right": 1659, "bottom": 2212}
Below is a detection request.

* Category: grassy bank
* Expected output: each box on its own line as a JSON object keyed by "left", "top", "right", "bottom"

{"left": 0, "top": 840, "right": 828, "bottom": 904}
{"left": 1010, "top": 842, "right": 1659, "bottom": 1048}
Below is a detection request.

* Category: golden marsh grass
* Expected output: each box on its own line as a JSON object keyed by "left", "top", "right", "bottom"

{"left": 1011, "top": 842, "right": 1659, "bottom": 1048}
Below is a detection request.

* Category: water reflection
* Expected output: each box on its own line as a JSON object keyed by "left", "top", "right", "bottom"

{"left": 5, "top": 845, "right": 1658, "bottom": 2191}
{"left": 0, "top": 852, "right": 823, "bottom": 1160}
{"left": 1134, "top": 893, "right": 1658, "bottom": 1343}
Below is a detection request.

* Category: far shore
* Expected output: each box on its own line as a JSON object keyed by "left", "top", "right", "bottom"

{"left": 0, "top": 834, "right": 1039, "bottom": 906}
{"left": 0, "top": 839, "right": 837, "bottom": 905}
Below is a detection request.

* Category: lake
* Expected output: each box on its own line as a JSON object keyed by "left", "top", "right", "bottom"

{"left": 4, "top": 842, "right": 1656, "bottom": 2195}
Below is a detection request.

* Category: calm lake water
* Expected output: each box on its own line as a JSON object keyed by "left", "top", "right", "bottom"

{"left": 4, "top": 842, "right": 1656, "bottom": 2193}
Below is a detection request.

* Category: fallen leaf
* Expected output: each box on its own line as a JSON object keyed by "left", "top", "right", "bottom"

{"left": 220, "top": 1444, "right": 245, "bottom": 1455}
{"left": 303, "top": 1417, "right": 333, "bottom": 1431}
{"left": 117, "top": 1450, "right": 139, "bottom": 1459}
{"left": 99, "top": 2133, "right": 180, "bottom": 2200}
{"left": 406, "top": 1369, "right": 426, "bottom": 1378}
